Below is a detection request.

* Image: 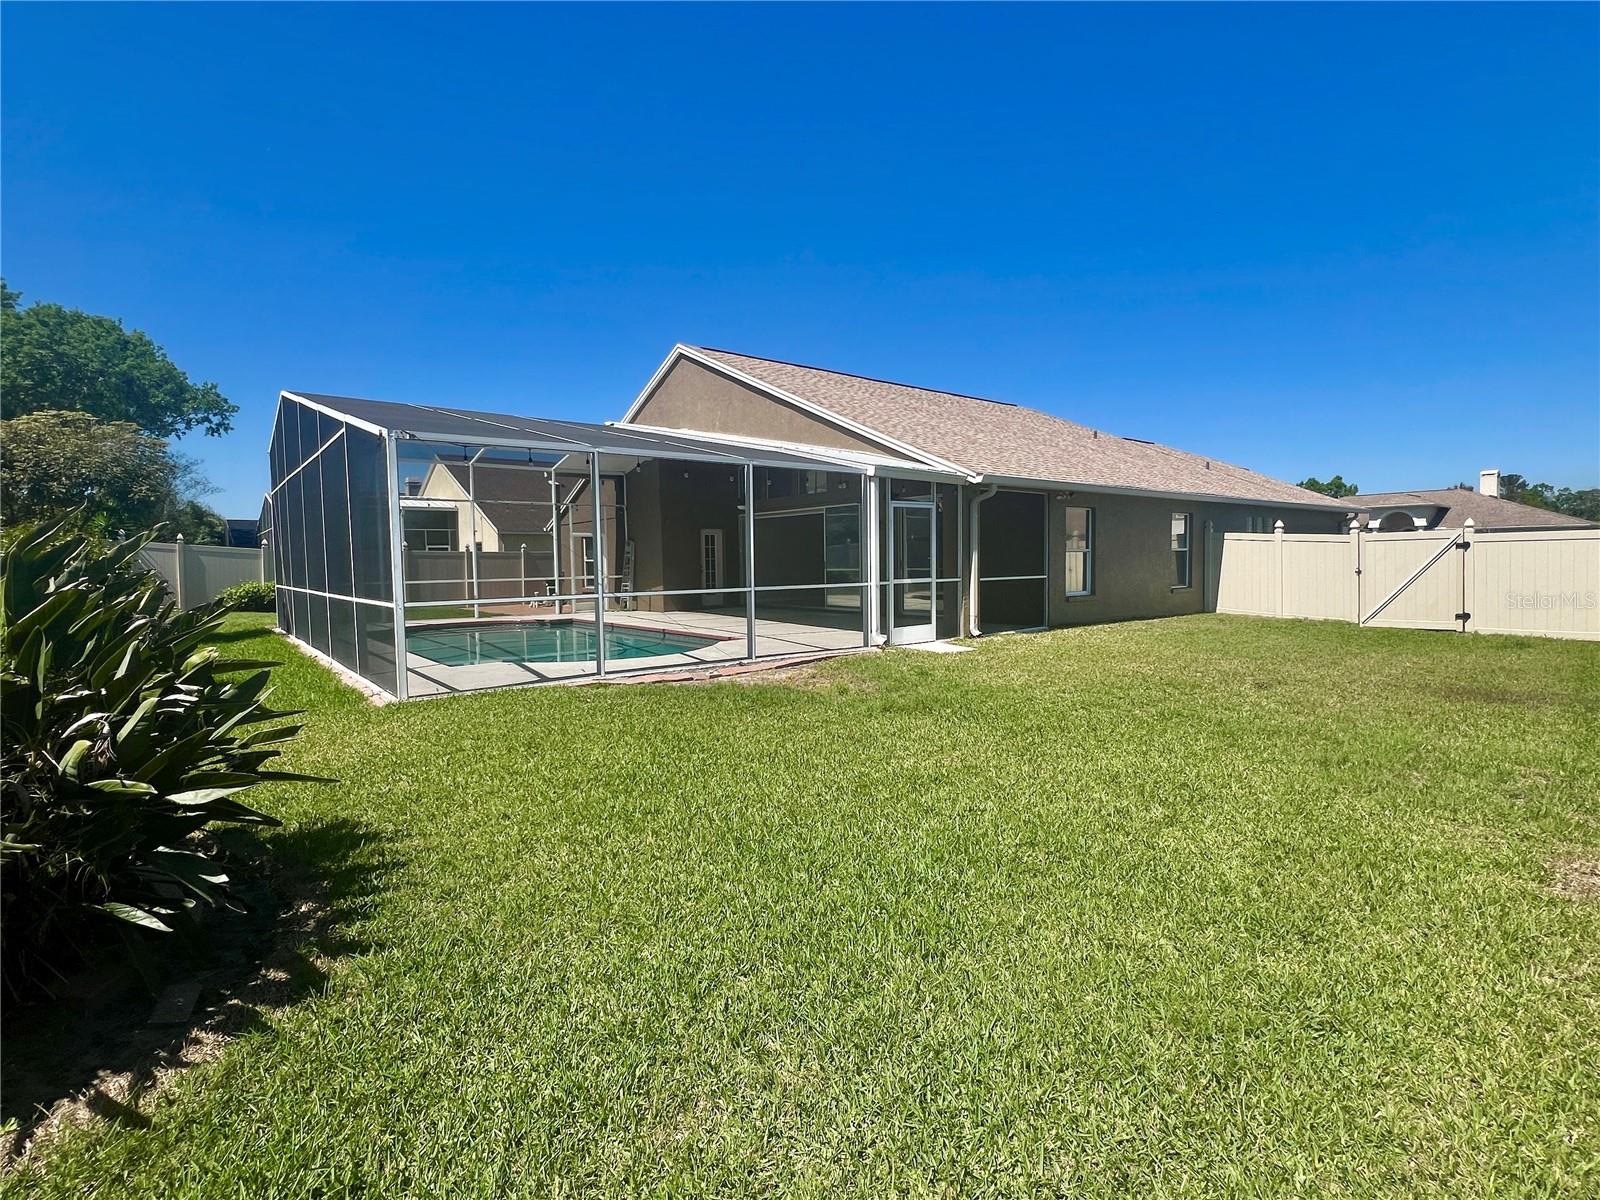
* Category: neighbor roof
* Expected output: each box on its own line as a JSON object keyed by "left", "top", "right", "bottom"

{"left": 1351, "top": 488, "right": 1597, "bottom": 531}
{"left": 434, "top": 462, "right": 555, "bottom": 537}
{"left": 681, "top": 347, "right": 1347, "bottom": 509}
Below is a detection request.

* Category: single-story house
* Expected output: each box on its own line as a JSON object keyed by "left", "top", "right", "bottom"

{"left": 264, "top": 344, "right": 1350, "bottom": 698}
{"left": 1349, "top": 469, "right": 1598, "bottom": 533}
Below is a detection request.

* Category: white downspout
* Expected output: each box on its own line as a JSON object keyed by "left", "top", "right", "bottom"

{"left": 967, "top": 483, "right": 998, "bottom": 636}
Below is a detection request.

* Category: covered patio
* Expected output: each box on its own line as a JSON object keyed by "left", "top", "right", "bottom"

{"left": 264, "top": 390, "right": 965, "bottom": 699}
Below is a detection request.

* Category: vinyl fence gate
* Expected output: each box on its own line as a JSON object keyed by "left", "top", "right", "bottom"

{"left": 1212, "top": 522, "right": 1600, "bottom": 640}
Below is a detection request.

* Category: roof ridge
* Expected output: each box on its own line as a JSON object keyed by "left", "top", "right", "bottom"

{"left": 694, "top": 346, "right": 1021, "bottom": 409}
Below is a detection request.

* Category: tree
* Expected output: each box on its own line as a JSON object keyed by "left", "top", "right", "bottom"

{"left": 1548, "top": 488, "right": 1600, "bottom": 522}
{"left": 0, "top": 410, "right": 226, "bottom": 541}
{"left": 1298, "top": 474, "right": 1359, "bottom": 498}
{"left": 1495, "top": 473, "right": 1600, "bottom": 522}
{"left": 1496, "top": 473, "right": 1544, "bottom": 506}
{"left": 0, "top": 280, "right": 236, "bottom": 438}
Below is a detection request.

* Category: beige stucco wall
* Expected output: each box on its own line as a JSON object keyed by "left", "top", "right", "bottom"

{"left": 413, "top": 465, "right": 473, "bottom": 548}
{"left": 1019, "top": 487, "right": 1347, "bottom": 627}
{"left": 625, "top": 460, "right": 746, "bottom": 611}
{"left": 630, "top": 358, "right": 890, "bottom": 455}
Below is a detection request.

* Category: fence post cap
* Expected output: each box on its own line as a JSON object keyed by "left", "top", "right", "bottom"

{"left": 1348, "top": 518, "right": 1362, "bottom": 532}
{"left": 1273, "top": 519, "right": 1285, "bottom": 533}
{"left": 175, "top": 533, "right": 185, "bottom": 542}
{"left": 1463, "top": 518, "right": 1476, "bottom": 529}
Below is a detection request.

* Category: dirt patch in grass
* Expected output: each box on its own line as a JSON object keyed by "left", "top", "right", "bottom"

{"left": 717, "top": 660, "right": 879, "bottom": 692}
{"left": 0, "top": 820, "right": 386, "bottom": 1174}
{"left": 1551, "top": 856, "right": 1600, "bottom": 901}
{"left": 1434, "top": 682, "right": 1561, "bottom": 708}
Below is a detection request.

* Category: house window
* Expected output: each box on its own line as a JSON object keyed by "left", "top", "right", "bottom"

{"left": 823, "top": 504, "right": 862, "bottom": 609}
{"left": 763, "top": 470, "right": 829, "bottom": 499}
{"left": 1064, "top": 506, "right": 1092, "bottom": 596}
{"left": 574, "top": 533, "right": 596, "bottom": 589}
{"left": 1171, "top": 513, "right": 1192, "bottom": 588}
{"left": 402, "top": 509, "right": 457, "bottom": 552}
{"left": 700, "top": 529, "right": 723, "bottom": 593}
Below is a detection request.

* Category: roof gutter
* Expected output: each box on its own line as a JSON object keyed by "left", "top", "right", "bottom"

{"left": 971, "top": 473, "right": 1348, "bottom": 513}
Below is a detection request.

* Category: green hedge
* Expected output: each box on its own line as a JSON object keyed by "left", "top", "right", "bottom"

{"left": 216, "top": 580, "right": 276, "bottom": 612}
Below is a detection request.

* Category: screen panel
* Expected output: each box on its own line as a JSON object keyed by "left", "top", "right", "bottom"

{"left": 306, "top": 590, "right": 330, "bottom": 655}
{"left": 284, "top": 472, "right": 306, "bottom": 591}
{"left": 281, "top": 399, "right": 300, "bottom": 475}
{"left": 355, "top": 602, "right": 398, "bottom": 696}
{"left": 329, "top": 598, "right": 358, "bottom": 671}
{"left": 322, "top": 434, "right": 353, "bottom": 598}
{"left": 301, "top": 446, "right": 327, "bottom": 593}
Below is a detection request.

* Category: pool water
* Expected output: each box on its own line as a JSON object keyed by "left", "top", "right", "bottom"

{"left": 407, "top": 621, "right": 719, "bottom": 667}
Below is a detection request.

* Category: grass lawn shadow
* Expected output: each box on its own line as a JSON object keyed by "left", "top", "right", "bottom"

{"left": 0, "top": 818, "right": 394, "bottom": 1168}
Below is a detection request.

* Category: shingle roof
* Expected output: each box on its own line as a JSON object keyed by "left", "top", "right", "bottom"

{"left": 436, "top": 463, "right": 551, "bottom": 536}
{"left": 688, "top": 347, "right": 1347, "bottom": 509}
{"left": 1352, "top": 488, "right": 1597, "bottom": 531}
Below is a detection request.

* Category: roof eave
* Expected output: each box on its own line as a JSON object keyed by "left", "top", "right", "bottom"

{"left": 974, "top": 472, "right": 1354, "bottom": 512}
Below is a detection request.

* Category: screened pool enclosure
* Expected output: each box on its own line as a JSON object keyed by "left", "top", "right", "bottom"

{"left": 265, "top": 391, "right": 968, "bottom": 698}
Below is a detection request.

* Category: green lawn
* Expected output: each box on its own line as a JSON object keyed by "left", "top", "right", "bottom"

{"left": 10, "top": 614, "right": 1599, "bottom": 1197}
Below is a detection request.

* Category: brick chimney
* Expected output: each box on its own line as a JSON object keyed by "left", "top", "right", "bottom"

{"left": 1478, "top": 468, "right": 1500, "bottom": 497}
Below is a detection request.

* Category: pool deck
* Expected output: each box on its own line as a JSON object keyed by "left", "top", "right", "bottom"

{"left": 404, "top": 606, "right": 867, "bottom": 697}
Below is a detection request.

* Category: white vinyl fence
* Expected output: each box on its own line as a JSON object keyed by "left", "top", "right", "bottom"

{"left": 139, "top": 538, "right": 271, "bottom": 610}
{"left": 1214, "top": 522, "right": 1599, "bottom": 640}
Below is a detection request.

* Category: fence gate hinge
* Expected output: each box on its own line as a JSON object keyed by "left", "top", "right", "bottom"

{"left": 1455, "top": 541, "right": 1470, "bottom": 551}
{"left": 1455, "top": 612, "right": 1471, "bottom": 622}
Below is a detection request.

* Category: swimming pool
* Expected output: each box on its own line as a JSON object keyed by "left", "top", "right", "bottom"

{"left": 407, "top": 621, "right": 720, "bottom": 667}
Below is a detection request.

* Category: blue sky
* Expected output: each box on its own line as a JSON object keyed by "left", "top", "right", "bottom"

{"left": 4, "top": 3, "right": 1596, "bottom": 517}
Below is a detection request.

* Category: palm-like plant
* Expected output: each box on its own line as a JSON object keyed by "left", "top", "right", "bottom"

{"left": 1, "top": 517, "right": 310, "bottom": 998}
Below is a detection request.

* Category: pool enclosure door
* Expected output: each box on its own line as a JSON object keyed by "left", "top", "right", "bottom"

{"left": 888, "top": 499, "right": 937, "bottom": 644}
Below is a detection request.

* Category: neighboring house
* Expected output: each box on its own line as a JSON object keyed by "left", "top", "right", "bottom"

{"left": 1350, "top": 469, "right": 1599, "bottom": 533}
{"left": 401, "top": 459, "right": 621, "bottom": 597}
{"left": 223, "top": 517, "right": 260, "bottom": 548}
{"left": 402, "top": 461, "right": 560, "bottom": 553}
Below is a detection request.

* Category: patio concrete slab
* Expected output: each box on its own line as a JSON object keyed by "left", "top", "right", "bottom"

{"left": 403, "top": 606, "right": 870, "bottom": 696}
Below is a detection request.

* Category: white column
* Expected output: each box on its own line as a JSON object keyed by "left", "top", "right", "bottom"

{"left": 1273, "top": 520, "right": 1285, "bottom": 618}
{"left": 549, "top": 473, "right": 561, "bottom": 611}
{"left": 1349, "top": 518, "right": 1363, "bottom": 624}
{"left": 591, "top": 454, "right": 606, "bottom": 676}
{"left": 743, "top": 463, "right": 756, "bottom": 661}
{"left": 174, "top": 534, "right": 187, "bottom": 609}
{"left": 864, "top": 475, "right": 883, "bottom": 644}
{"left": 467, "top": 452, "right": 482, "bottom": 619}
{"left": 384, "top": 431, "right": 410, "bottom": 700}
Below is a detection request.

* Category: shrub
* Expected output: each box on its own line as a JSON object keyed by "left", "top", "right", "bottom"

{"left": 216, "top": 580, "right": 276, "bottom": 612}
{"left": 0, "top": 518, "right": 315, "bottom": 999}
